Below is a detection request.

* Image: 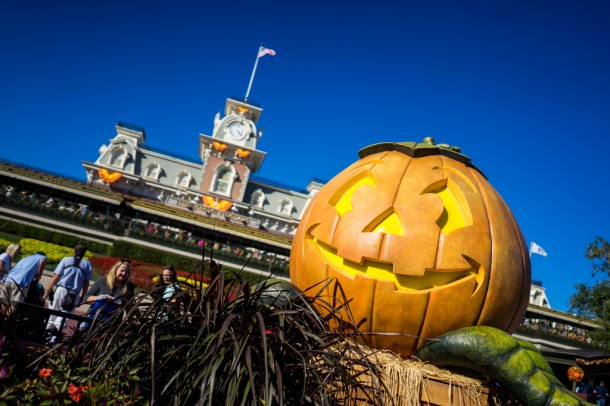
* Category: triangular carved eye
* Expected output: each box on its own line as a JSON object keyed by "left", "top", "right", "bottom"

{"left": 366, "top": 209, "right": 404, "bottom": 236}
{"left": 329, "top": 171, "right": 377, "bottom": 216}
{"left": 423, "top": 178, "right": 473, "bottom": 235}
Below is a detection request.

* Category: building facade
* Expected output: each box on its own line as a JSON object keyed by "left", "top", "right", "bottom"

{"left": 82, "top": 97, "right": 324, "bottom": 240}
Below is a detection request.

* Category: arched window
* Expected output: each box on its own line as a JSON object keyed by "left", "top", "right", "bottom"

{"left": 211, "top": 164, "right": 236, "bottom": 196}
{"left": 176, "top": 171, "right": 192, "bottom": 188}
{"left": 145, "top": 163, "right": 161, "bottom": 180}
{"left": 251, "top": 189, "right": 266, "bottom": 207}
{"left": 109, "top": 147, "right": 127, "bottom": 168}
{"left": 279, "top": 199, "right": 294, "bottom": 216}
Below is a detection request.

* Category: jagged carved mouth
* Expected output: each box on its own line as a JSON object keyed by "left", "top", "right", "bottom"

{"left": 306, "top": 236, "right": 483, "bottom": 293}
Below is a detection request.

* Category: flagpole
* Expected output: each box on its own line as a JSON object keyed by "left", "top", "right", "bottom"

{"left": 529, "top": 241, "right": 532, "bottom": 259}
{"left": 244, "top": 45, "right": 263, "bottom": 102}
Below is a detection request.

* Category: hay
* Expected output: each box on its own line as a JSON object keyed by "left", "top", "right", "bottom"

{"left": 338, "top": 343, "right": 488, "bottom": 405}
{"left": 375, "top": 350, "right": 487, "bottom": 406}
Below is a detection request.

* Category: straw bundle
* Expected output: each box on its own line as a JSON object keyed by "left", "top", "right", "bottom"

{"left": 338, "top": 342, "right": 489, "bottom": 405}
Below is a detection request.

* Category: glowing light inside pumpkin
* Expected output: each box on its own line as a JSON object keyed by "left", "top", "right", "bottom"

{"left": 330, "top": 171, "right": 376, "bottom": 216}
{"left": 310, "top": 160, "right": 484, "bottom": 291}
{"left": 430, "top": 178, "right": 473, "bottom": 235}
{"left": 308, "top": 236, "right": 481, "bottom": 292}
{"left": 370, "top": 210, "right": 404, "bottom": 236}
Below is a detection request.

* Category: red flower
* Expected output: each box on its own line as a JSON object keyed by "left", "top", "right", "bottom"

{"left": 68, "top": 383, "right": 79, "bottom": 395}
{"left": 68, "top": 383, "right": 86, "bottom": 403}
{"left": 38, "top": 368, "right": 52, "bottom": 378}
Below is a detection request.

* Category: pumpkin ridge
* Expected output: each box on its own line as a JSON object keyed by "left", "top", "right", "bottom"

{"left": 378, "top": 152, "right": 414, "bottom": 261}
{"left": 370, "top": 278, "right": 378, "bottom": 345}
{"left": 465, "top": 166, "right": 495, "bottom": 328}
{"left": 412, "top": 293, "right": 431, "bottom": 353}
{"left": 435, "top": 155, "right": 447, "bottom": 271}
{"left": 469, "top": 166, "right": 529, "bottom": 331}
{"left": 505, "top": 210, "right": 532, "bottom": 332}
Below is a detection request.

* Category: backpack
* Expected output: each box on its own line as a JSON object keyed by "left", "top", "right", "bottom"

{"left": 59, "top": 257, "right": 84, "bottom": 311}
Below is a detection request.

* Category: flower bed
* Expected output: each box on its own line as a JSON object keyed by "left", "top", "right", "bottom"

{"left": 89, "top": 256, "right": 211, "bottom": 289}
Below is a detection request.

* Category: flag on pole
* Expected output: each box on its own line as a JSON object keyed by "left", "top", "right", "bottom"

{"left": 258, "top": 46, "right": 276, "bottom": 58}
{"left": 530, "top": 241, "right": 548, "bottom": 257}
{"left": 245, "top": 45, "right": 277, "bottom": 101}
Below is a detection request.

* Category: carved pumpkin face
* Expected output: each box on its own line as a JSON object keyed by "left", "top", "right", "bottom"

{"left": 290, "top": 140, "right": 531, "bottom": 357}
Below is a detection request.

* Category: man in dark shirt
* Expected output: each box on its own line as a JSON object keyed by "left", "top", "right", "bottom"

{"left": 594, "top": 381, "right": 608, "bottom": 406}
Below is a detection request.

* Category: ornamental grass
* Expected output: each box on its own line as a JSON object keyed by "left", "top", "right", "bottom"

{"left": 0, "top": 259, "right": 386, "bottom": 405}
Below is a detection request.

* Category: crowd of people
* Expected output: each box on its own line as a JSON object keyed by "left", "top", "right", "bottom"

{"left": 0, "top": 243, "right": 181, "bottom": 343}
{"left": 576, "top": 380, "right": 608, "bottom": 405}
{"left": 521, "top": 317, "right": 596, "bottom": 346}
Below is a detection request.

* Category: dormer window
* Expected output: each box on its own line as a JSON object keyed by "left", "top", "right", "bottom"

{"left": 251, "top": 189, "right": 266, "bottom": 208}
{"left": 145, "top": 162, "right": 161, "bottom": 180}
{"left": 211, "top": 163, "right": 236, "bottom": 197}
{"left": 176, "top": 171, "right": 192, "bottom": 188}
{"left": 279, "top": 199, "right": 294, "bottom": 216}
{"left": 109, "top": 147, "right": 127, "bottom": 168}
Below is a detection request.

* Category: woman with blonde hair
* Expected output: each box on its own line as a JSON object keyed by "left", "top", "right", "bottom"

{"left": 82, "top": 259, "right": 135, "bottom": 324}
{"left": 0, "top": 243, "right": 21, "bottom": 277}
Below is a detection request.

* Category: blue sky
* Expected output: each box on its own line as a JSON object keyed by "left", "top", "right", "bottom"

{"left": 1, "top": 0, "right": 609, "bottom": 312}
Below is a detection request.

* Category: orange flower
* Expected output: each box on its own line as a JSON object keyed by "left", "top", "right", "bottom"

{"left": 38, "top": 368, "right": 52, "bottom": 378}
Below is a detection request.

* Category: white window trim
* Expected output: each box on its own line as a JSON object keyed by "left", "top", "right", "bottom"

{"left": 145, "top": 162, "right": 161, "bottom": 181}
{"left": 278, "top": 199, "right": 294, "bottom": 216}
{"left": 175, "top": 170, "right": 193, "bottom": 189}
{"left": 109, "top": 147, "right": 127, "bottom": 168}
{"left": 210, "top": 163, "right": 236, "bottom": 197}
{"left": 251, "top": 189, "right": 266, "bottom": 208}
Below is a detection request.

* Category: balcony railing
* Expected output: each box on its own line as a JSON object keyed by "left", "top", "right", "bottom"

{"left": 0, "top": 193, "right": 290, "bottom": 276}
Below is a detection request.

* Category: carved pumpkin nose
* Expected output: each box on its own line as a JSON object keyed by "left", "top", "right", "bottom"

{"left": 369, "top": 210, "right": 404, "bottom": 236}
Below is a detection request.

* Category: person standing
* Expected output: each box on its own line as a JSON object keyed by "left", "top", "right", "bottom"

{"left": 0, "top": 243, "right": 21, "bottom": 277}
{"left": 0, "top": 252, "right": 47, "bottom": 308}
{"left": 585, "top": 380, "right": 597, "bottom": 403}
{"left": 43, "top": 244, "right": 92, "bottom": 332}
{"left": 594, "top": 381, "right": 608, "bottom": 406}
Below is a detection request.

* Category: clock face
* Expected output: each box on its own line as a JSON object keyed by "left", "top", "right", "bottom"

{"left": 228, "top": 122, "right": 247, "bottom": 141}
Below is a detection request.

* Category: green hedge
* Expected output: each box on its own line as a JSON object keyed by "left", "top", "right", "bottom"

{"left": 111, "top": 240, "right": 269, "bottom": 285}
{"left": 0, "top": 220, "right": 270, "bottom": 286}
{"left": 0, "top": 238, "right": 13, "bottom": 252}
{"left": 112, "top": 240, "right": 201, "bottom": 272}
{"left": 0, "top": 219, "right": 111, "bottom": 255}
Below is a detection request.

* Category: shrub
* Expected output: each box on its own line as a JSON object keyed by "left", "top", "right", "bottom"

{"left": 19, "top": 238, "right": 92, "bottom": 263}
{"left": 112, "top": 240, "right": 201, "bottom": 271}
{"left": 0, "top": 267, "right": 384, "bottom": 404}
{"left": 0, "top": 238, "right": 13, "bottom": 252}
{"left": 0, "top": 219, "right": 111, "bottom": 255}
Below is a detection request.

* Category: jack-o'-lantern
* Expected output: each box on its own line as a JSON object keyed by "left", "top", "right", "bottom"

{"left": 290, "top": 138, "right": 531, "bottom": 357}
{"left": 567, "top": 365, "right": 584, "bottom": 382}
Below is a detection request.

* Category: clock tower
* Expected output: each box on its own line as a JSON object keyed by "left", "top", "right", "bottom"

{"left": 198, "top": 98, "right": 267, "bottom": 204}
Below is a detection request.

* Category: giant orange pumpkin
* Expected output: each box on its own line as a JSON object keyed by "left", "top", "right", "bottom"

{"left": 290, "top": 138, "right": 531, "bottom": 357}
